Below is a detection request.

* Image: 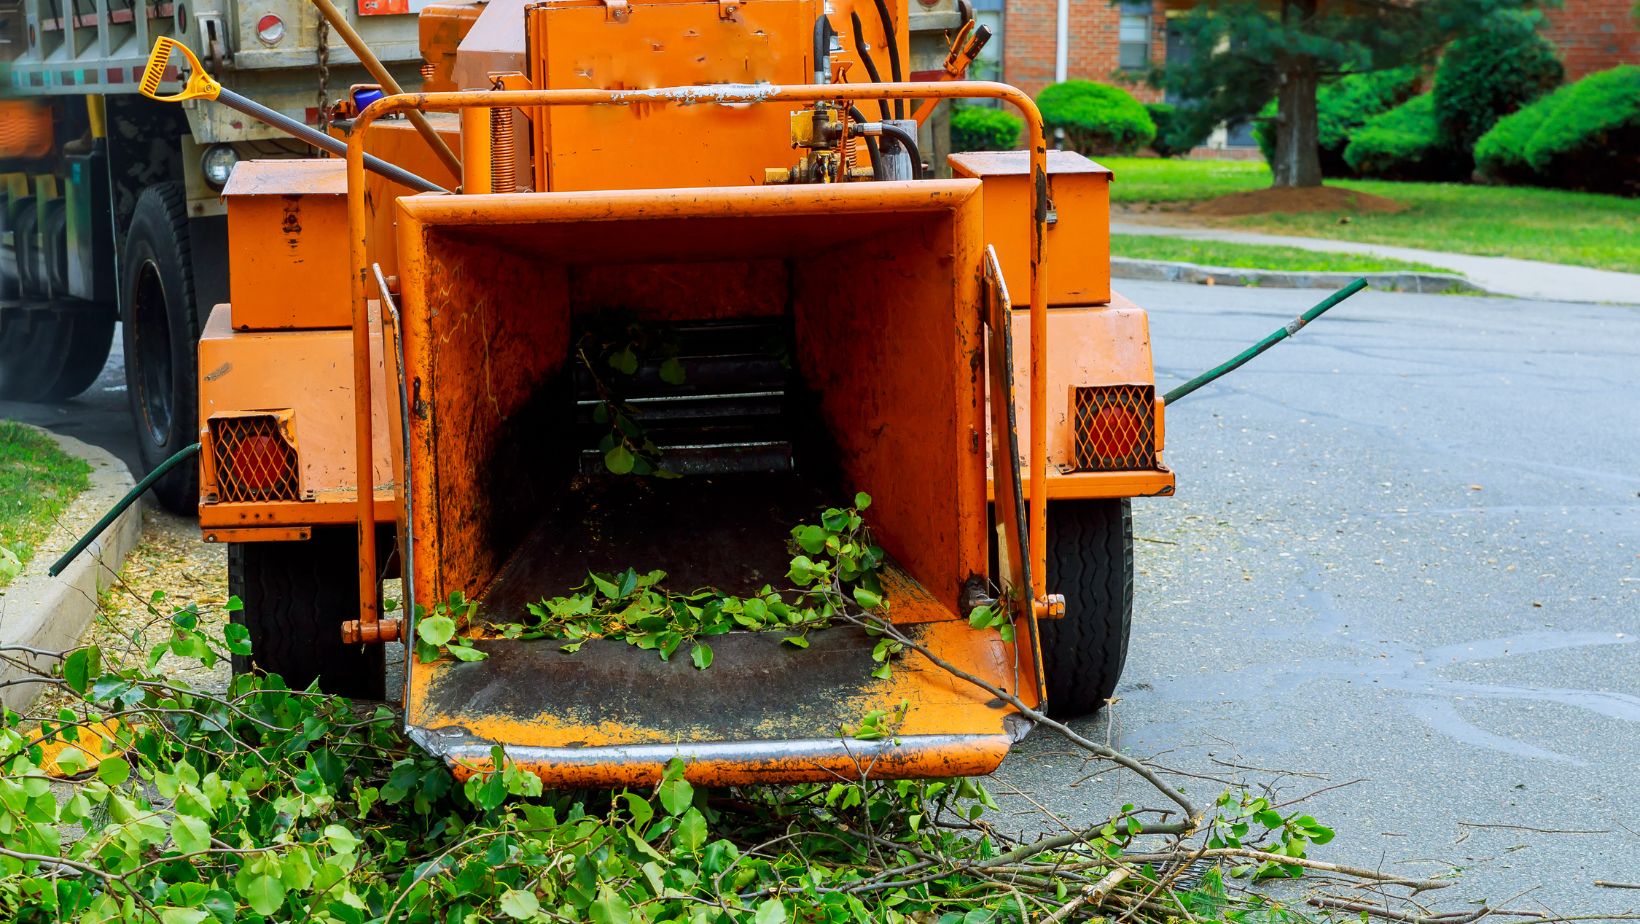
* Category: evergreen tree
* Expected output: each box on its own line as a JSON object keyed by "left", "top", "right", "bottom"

{"left": 1158, "top": 0, "right": 1543, "bottom": 188}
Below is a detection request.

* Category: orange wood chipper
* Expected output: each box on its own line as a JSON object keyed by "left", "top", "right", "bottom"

{"left": 150, "top": 0, "right": 1176, "bottom": 786}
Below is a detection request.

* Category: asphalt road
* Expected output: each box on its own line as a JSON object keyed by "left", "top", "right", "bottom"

{"left": 995, "top": 281, "right": 1640, "bottom": 918}
{"left": 8, "top": 282, "right": 1639, "bottom": 916}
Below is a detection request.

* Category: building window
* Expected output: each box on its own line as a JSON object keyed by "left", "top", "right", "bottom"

{"left": 1118, "top": 1, "right": 1151, "bottom": 71}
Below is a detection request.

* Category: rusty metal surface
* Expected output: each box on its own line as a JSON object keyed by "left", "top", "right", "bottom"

{"left": 407, "top": 618, "right": 1035, "bottom": 785}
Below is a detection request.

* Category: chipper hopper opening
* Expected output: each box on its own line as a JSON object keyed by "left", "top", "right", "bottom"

{"left": 391, "top": 180, "right": 1041, "bottom": 786}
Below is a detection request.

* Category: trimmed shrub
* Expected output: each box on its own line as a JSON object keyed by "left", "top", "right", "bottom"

{"left": 1434, "top": 10, "right": 1562, "bottom": 151}
{"left": 950, "top": 105, "right": 1024, "bottom": 152}
{"left": 1145, "top": 102, "right": 1209, "bottom": 157}
{"left": 1036, "top": 81, "right": 1156, "bottom": 155}
{"left": 1523, "top": 65, "right": 1640, "bottom": 193}
{"left": 1255, "top": 68, "right": 1422, "bottom": 176}
{"left": 1474, "top": 65, "right": 1640, "bottom": 194}
{"left": 1473, "top": 85, "right": 1562, "bottom": 183}
{"left": 1342, "top": 93, "right": 1465, "bottom": 181}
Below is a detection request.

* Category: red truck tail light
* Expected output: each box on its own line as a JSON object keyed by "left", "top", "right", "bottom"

{"left": 208, "top": 414, "right": 300, "bottom": 502}
{"left": 1071, "top": 385, "right": 1157, "bottom": 472}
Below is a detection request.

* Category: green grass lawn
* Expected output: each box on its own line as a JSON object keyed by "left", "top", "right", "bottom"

{"left": 1111, "top": 233, "right": 1454, "bottom": 275}
{"left": 0, "top": 421, "right": 90, "bottom": 586}
{"left": 1100, "top": 157, "right": 1640, "bottom": 273}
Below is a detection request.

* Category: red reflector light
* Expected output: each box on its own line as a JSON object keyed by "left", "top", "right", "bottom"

{"left": 1086, "top": 405, "right": 1141, "bottom": 459}
{"left": 235, "top": 434, "right": 287, "bottom": 491}
{"left": 1072, "top": 385, "right": 1158, "bottom": 472}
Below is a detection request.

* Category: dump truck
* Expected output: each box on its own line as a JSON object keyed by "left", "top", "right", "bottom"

{"left": 160, "top": 0, "right": 1176, "bottom": 786}
{"left": 0, "top": 0, "right": 434, "bottom": 511}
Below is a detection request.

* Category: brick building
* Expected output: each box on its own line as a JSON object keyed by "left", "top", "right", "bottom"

{"left": 996, "top": 0, "right": 1637, "bottom": 101}
{"left": 1542, "top": 0, "right": 1640, "bottom": 79}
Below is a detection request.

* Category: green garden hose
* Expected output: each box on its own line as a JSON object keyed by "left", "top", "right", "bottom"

{"left": 48, "top": 443, "right": 200, "bottom": 577}
{"left": 1162, "top": 278, "right": 1369, "bottom": 406}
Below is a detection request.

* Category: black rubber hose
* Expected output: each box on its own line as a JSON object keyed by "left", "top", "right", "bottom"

{"left": 847, "top": 105, "right": 886, "bottom": 180}
{"left": 812, "top": 14, "right": 834, "bottom": 81}
{"left": 871, "top": 0, "right": 905, "bottom": 118}
{"left": 881, "top": 122, "right": 923, "bottom": 179}
{"left": 849, "top": 11, "right": 892, "bottom": 121}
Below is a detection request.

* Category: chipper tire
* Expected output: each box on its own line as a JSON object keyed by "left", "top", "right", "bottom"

{"left": 1042, "top": 498, "right": 1133, "bottom": 718}
{"left": 119, "top": 183, "right": 199, "bottom": 515}
{"left": 228, "top": 528, "right": 387, "bottom": 700}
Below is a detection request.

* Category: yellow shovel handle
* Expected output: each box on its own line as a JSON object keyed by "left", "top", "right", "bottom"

{"left": 139, "top": 37, "right": 221, "bottom": 103}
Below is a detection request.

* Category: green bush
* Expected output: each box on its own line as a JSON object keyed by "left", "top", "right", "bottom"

{"left": 1342, "top": 92, "right": 1465, "bottom": 181}
{"left": 1145, "top": 102, "right": 1209, "bottom": 157}
{"left": 1474, "top": 65, "right": 1640, "bottom": 194}
{"left": 1036, "top": 81, "right": 1156, "bottom": 155}
{"left": 950, "top": 105, "right": 1023, "bottom": 152}
{"left": 1434, "top": 10, "right": 1562, "bottom": 151}
{"left": 1255, "top": 68, "right": 1421, "bottom": 176}
{"left": 1473, "top": 85, "right": 1561, "bottom": 183}
{"left": 1524, "top": 65, "right": 1640, "bottom": 193}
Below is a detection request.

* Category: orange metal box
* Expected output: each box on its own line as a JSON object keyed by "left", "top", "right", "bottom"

{"left": 949, "top": 149, "right": 1111, "bottom": 306}
{"left": 222, "top": 160, "right": 352, "bottom": 330}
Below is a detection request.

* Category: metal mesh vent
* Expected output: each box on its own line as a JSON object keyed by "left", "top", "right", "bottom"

{"left": 1072, "top": 385, "right": 1157, "bottom": 472}
{"left": 210, "top": 416, "right": 300, "bottom": 503}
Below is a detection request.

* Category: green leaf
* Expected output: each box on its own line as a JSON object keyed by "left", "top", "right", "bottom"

{"left": 852, "top": 587, "right": 883, "bottom": 610}
{"left": 755, "top": 898, "right": 789, "bottom": 924}
{"left": 239, "top": 874, "right": 286, "bottom": 916}
{"left": 609, "top": 347, "right": 639, "bottom": 375}
{"left": 781, "top": 635, "right": 810, "bottom": 649}
{"left": 173, "top": 813, "right": 211, "bottom": 854}
{"left": 854, "top": 492, "right": 871, "bottom": 510}
{"left": 589, "top": 886, "right": 633, "bottom": 924}
{"left": 674, "top": 807, "right": 707, "bottom": 853}
{"left": 605, "top": 444, "right": 636, "bottom": 475}
{"left": 324, "top": 824, "right": 360, "bottom": 854}
{"left": 417, "top": 615, "right": 456, "bottom": 647}
{"left": 447, "top": 643, "right": 489, "bottom": 662}
{"left": 54, "top": 746, "right": 86, "bottom": 776}
{"left": 622, "top": 791, "right": 655, "bottom": 829}
{"left": 159, "top": 909, "right": 210, "bottom": 924}
{"left": 657, "top": 775, "right": 694, "bottom": 816}
{"left": 222, "top": 622, "right": 253, "bottom": 656}
{"left": 690, "top": 642, "right": 713, "bottom": 670}
{"left": 658, "top": 357, "right": 686, "bottom": 385}
{"left": 63, "top": 647, "right": 98, "bottom": 694}
{"left": 499, "top": 889, "right": 542, "bottom": 920}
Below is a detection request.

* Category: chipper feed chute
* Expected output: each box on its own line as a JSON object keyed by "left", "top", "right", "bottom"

{"left": 390, "top": 180, "right": 1040, "bottom": 786}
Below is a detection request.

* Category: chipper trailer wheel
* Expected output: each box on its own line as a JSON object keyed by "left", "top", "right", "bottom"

{"left": 228, "top": 527, "right": 387, "bottom": 700}
{"left": 119, "top": 184, "right": 200, "bottom": 514}
{"left": 1042, "top": 498, "right": 1134, "bottom": 718}
{"left": 0, "top": 199, "right": 115, "bottom": 402}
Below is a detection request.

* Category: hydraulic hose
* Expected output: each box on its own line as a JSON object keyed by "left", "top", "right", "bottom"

{"left": 849, "top": 12, "right": 892, "bottom": 121}
{"left": 847, "top": 106, "right": 887, "bottom": 180}
{"left": 1161, "top": 278, "right": 1369, "bottom": 405}
{"left": 48, "top": 442, "right": 201, "bottom": 577}
{"left": 880, "top": 122, "right": 923, "bottom": 179}
{"left": 871, "top": 0, "right": 906, "bottom": 118}
{"left": 813, "top": 15, "right": 835, "bottom": 83}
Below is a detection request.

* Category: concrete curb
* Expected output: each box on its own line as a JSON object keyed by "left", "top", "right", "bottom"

{"left": 0, "top": 426, "right": 142, "bottom": 711}
{"left": 1112, "top": 257, "right": 1490, "bottom": 295}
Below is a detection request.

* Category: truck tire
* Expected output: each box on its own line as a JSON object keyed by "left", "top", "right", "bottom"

{"left": 35, "top": 200, "right": 115, "bottom": 400}
{"left": 228, "top": 528, "right": 387, "bottom": 700}
{"left": 119, "top": 184, "right": 199, "bottom": 514}
{"left": 1041, "top": 498, "right": 1133, "bottom": 718}
{"left": 0, "top": 200, "right": 112, "bottom": 401}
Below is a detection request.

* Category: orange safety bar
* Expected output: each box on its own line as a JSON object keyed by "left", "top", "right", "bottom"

{"left": 343, "top": 82, "right": 1052, "bottom": 643}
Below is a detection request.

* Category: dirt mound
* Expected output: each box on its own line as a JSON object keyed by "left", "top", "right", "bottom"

{"left": 1190, "top": 185, "right": 1409, "bottom": 217}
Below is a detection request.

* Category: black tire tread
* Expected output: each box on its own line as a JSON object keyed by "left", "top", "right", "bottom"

{"left": 120, "top": 183, "right": 199, "bottom": 514}
{"left": 228, "top": 529, "right": 385, "bottom": 700}
{"left": 1041, "top": 499, "right": 1133, "bottom": 718}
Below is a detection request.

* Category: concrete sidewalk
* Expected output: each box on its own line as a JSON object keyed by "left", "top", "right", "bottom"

{"left": 1112, "top": 219, "right": 1640, "bottom": 304}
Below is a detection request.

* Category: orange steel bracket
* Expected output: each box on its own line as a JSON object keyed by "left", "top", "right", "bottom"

{"left": 343, "top": 81, "right": 1054, "bottom": 642}
{"left": 910, "top": 24, "right": 991, "bottom": 125}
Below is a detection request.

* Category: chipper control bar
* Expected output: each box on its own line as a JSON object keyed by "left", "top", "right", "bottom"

{"left": 138, "top": 37, "right": 448, "bottom": 195}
